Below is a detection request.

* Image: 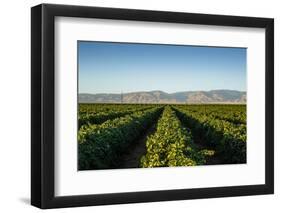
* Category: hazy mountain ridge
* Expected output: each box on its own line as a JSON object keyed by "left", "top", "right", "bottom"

{"left": 79, "top": 90, "right": 246, "bottom": 104}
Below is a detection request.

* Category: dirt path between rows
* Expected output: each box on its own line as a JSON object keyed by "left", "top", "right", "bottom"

{"left": 193, "top": 141, "right": 224, "bottom": 165}
{"left": 119, "top": 124, "right": 157, "bottom": 168}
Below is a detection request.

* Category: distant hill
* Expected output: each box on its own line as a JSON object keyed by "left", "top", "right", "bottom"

{"left": 79, "top": 90, "right": 246, "bottom": 104}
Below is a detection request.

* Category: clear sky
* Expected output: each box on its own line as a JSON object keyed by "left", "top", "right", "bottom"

{"left": 78, "top": 41, "right": 246, "bottom": 94}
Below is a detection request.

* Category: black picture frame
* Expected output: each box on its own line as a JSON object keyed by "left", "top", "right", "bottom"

{"left": 31, "top": 3, "right": 274, "bottom": 209}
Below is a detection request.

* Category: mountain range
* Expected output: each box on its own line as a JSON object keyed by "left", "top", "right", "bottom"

{"left": 79, "top": 90, "right": 246, "bottom": 104}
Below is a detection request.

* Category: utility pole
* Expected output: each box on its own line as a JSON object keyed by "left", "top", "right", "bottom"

{"left": 121, "top": 91, "right": 123, "bottom": 104}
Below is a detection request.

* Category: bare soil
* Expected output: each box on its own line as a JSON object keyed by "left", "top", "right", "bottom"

{"left": 192, "top": 138, "right": 225, "bottom": 165}
{"left": 119, "top": 124, "right": 156, "bottom": 168}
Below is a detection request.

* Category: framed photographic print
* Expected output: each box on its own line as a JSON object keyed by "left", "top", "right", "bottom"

{"left": 31, "top": 3, "right": 274, "bottom": 209}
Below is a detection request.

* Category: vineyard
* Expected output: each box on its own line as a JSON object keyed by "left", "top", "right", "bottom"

{"left": 78, "top": 104, "right": 246, "bottom": 170}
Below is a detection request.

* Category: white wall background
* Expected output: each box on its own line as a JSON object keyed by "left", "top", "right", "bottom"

{"left": 0, "top": 0, "right": 279, "bottom": 212}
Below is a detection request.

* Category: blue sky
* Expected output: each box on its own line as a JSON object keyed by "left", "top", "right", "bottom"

{"left": 78, "top": 41, "right": 246, "bottom": 94}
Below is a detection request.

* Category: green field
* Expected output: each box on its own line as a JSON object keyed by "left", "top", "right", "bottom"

{"left": 78, "top": 104, "right": 246, "bottom": 170}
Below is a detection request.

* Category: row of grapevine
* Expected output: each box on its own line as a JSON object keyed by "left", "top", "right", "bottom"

{"left": 175, "top": 105, "right": 246, "bottom": 124}
{"left": 173, "top": 106, "right": 246, "bottom": 163}
{"left": 207, "top": 111, "right": 246, "bottom": 125}
{"left": 79, "top": 103, "right": 155, "bottom": 115}
{"left": 79, "top": 105, "right": 153, "bottom": 128}
{"left": 140, "top": 106, "right": 209, "bottom": 168}
{"left": 78, "top": 107, "right": 163, "bottom": 170}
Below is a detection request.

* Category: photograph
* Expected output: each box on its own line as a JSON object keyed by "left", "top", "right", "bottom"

{"left": 77, "top": 41, "right": 247, "bottom": 170}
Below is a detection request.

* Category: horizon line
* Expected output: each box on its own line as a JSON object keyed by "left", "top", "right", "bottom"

{"left": 79, "top": 89, "right": 247, "bottom": 95}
